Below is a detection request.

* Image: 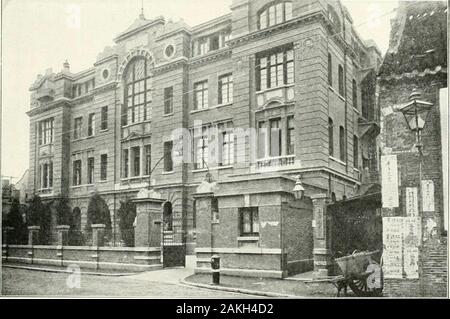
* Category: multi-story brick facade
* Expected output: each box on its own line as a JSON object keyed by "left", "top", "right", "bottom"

{"left": 378, "top": 1, "right": 447, "bottom": 297}
{"left": 27, "top": 0, "right": 381, "bottom": 255}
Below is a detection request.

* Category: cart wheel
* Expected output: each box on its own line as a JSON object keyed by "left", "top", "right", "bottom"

{"left": 348, "top": 278, "right": 377, "bottom": 297}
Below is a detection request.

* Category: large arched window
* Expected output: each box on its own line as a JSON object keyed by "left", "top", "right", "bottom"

{"left": 258, "top": 1, "right": 293, "bottom": 30}
{"left": 328, "top": 118, "right": 334, "bottom": 157}
{"left": 339, "top": 126, "right": 346, "bottom": 162}
{"left": 338, "top": 64, "right": 344, "bottom": 96}
{"left": 123, "top": 58, "right": 153, "bottom": 126}
{"left": 328, "top": 53, "right": 333, "bottom": 86}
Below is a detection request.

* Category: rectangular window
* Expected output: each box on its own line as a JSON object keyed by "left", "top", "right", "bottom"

{"left": 338, "top": 65, "right": 344, "bottom": 96}
{"left": 88, "top": 113, "right": 95, "bottom": 137}
{"left": 87, "top": 157, "right": 94, "bottom": 184}
{"left": 100, "top": 154, "right": 107, "bottom": 181}
{"left": 270, "top": 118, "right": 282, "bottom": 157}
{"left": 239, "top": 207, "right": 259, "bottom": 236}
{"left": 218, "top": 74, "right": 233, "bottom": 105}
{"left": 257, "top": 45, "right": 294, "bottom": 91}
{"left": 195, "top": 127, "right": 209, "bottom": 169}
{"left": 339, "top": 126, "right": 346, "bottom": 162}
{"left": 101, "top": 106, "right": 108, "bottom": 130}
{"left": 199, "top": 38, "right": 208, "bottom": 55}
{"left": 329, "top": 118, "right": 334, "bottom": 157}
{"left": 194, "top": 81, "right": 208, "bottom": 110}
{"left": 287, "top": 116, "right": 295, "bottom": 155}
{"left": 74, "top": 117, "right": 82, "bottom": 140}
{"left": 353, "top": 135, "right": 359, "bottom": 168}
{"left": 145, "top": 145, "right": 152, "bottom": 176}
{"left": 210, "top": 34, "right": 220, "bottom": 51}
{"left": 132, "top": 146, "right": 140, "bottom": 177}
{"left": 164, "top": 141, "right": 174, "bottom": 172}
{"left": 123, "top": 149, "right": 129, "bottom": 178}
{"left": 164, "top": 87, "right": 174, "bottom": 115}
{"left": 73, "top": 160, "right": 82, "bottom": 186}
{"left": 38, "top": 118, "right": 54, "bottom": 145}
{"left": 220, "top": 129, "right": 234, "bottom": 166}
{"left": 42, "top": 163, "right": 49, "bottom": 189}
{"left": 258, "top": 121, "right": 267, "bottom": 159}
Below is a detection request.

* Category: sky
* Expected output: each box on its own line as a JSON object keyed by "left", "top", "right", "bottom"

{"left": 1, "top": 0, "right": 400, "bottom": 182}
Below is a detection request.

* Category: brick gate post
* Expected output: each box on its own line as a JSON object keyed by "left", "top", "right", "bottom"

{"left": 91, "top": 224, "right": 106, "bottom": 247}
{"left": 28, "top": 226, "right": 40, "bottom": 246}
{"left": 56, "top": 225, "right": 70, "bottom": 246}
{"left": 311, "top": 194, "right": 333, "bottom": 277}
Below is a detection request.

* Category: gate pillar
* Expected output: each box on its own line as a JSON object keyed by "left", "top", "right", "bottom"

{"left": 311, "top": 194, "right": 333, "bottom": 277}
{"left": 133, "top": 189, "right": 165, "bottom": 248}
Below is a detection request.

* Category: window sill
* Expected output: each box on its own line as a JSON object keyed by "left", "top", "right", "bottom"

{"left": 86, "top": 135, "right": 95, "bottom": 140}
{"left": 256, "top": 84, "right": 294, "bottom": 95}
{"left": 162, "top": 171, "right": 175, "bottom": 175}
{"left": 237, "top": 236, "right": 260, "bottom": 242}
{"left": 70, "top": 184, "right": 94, "bottom": 189}
{"left": 121, "top": 120, "right": 152, "bottom": 129}
{"left": 192, "top": 165, "right": 234, "bottom": 173}
{"left": 329, "top": 86, "right": 346, "bottom": 101}
{"left": 329, "top": 156, "right": 346, "bottom": 166}
{"left": 163, "top": 113, "right": 174, "bottom": 117}
{"left": 210, "top": 102, "right": 233, "bottom": 109}
{"left": 99, "top": 129, "right": 109, "bottom": 133}
{"left": 190, "top": 108, "right": 209, "bottom": 114}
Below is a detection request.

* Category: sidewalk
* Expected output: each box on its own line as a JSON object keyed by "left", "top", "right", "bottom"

{"left": 182, "top": 273, "right": 338, "bottom": 298}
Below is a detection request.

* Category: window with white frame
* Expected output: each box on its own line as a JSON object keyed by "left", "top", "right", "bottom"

{"left": 218, "top": 74, "right": 233, "bottom": 105}
{"left": 194, "top": 127, "right": 209, "bottom": 169}
{"left": 258, "top": 1, "right": 293, "bottom": 30}
{"left": 38, "top": 118, "right": 54, "bottom": 146}
{"left": 219, "top": 122, "right": 234, "bottom": 166}
{"left": 74, "top": 117, "right": 82, "bottom": 140}
{"left": 239, "top": 207, "right": 259, "bottom": 236}
{"left": 257, "top": 45, "right": 294, "bottom": 91}
{"left": 100, "top": 154, "right": 107, "bottom": 181}
{"left": 88, "top": 113, "right": 95, "bottom": 137}
{"left": 73, "top": 160, "right": 82, "bottom": 186}
{"left": 39, "top": 162, "right": 53, "bottom": 189}
{"left": 87, "top": 157, "right": 95, "bottom": 184}
{"left": 194, "top": 81, "right": 208, "bottom": 110}
{"left": 124, "top": 58, "right": 153, "bottom": 125}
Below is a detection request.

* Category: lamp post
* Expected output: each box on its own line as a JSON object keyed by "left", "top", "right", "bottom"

{"left": 293, "top": 175, "right": 305, "bottom": 200}
{"left": 398, "top": 89, "right": 433, "bottom": 212}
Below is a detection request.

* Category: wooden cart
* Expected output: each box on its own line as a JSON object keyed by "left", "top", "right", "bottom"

{"left": 333, "top": 250, "right": 383, "bottom": 297}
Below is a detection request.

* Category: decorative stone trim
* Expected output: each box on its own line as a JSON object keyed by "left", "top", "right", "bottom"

{"left": 117, "top": 48, "right": 155, "bottom": 82}
{"left": 189, "top": 49, "right": 232, "bottom": 68}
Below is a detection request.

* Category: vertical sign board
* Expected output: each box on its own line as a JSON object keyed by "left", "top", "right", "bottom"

{"left": 403, "top": 217, "right": 421, "bottom": 279}
{"left": 421, "top": 180, "right": 435, "bottom": 212}
{"left": 382, "top": 217, "right": 403, "bottom": 279}
{"left": 405, "top": 187, "right": 419, "bottom": 217}
{"left": 381, "top": 155, "right": 399, "bottom": 208}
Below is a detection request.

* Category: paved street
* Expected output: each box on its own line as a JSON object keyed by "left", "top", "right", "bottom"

{"left": 1, "top": 266, "right": 256, "bottom": 298}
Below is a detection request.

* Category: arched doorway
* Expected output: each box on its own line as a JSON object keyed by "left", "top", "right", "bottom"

{"left": 163, "top": 201, "right": 173, "bottom": 232}
{"left": 162, "top": 201, "right": 185, "bottom": 268}
{"left": 70, "top": 207, "right": 83, "bottom": 246}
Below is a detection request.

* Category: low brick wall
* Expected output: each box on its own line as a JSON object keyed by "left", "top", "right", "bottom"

{"left": 2, "top": 244, "right": 162, "bottom": 272}
{"left": 195, "top": 248, "right": 286, "bottom": 278}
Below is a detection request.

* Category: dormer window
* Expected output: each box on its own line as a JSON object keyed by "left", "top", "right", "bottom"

{"left": 258, "top": 2, "right": 293, "bottom": 30}
{"left": 192, "top": 29, "right": 231, "bottom": 57}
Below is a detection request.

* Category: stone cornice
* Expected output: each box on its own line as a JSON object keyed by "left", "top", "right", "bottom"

{"left": 26, "top": 99, "right": 71, "bottom": 117}
{"left": 156, "top": 27, "right": 192, "bottom": 42}
{"left": 71, "top": 93, "right": 94, "bottom": 106}
{"left": 152, "top": 57, "right": 189, "bottom": 75}
{"left": 188, "top": 48, "right": 232, "bottom": 68}
{"left": 94, "top": 54, "right": 119, "bottom": 66}
{"left": 228, "top": 11, "right": 357, "bottom": 60}
{"left": 93, "top": 81, "right": 119, "bottom": 94}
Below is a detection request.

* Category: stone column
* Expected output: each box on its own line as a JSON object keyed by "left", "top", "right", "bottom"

{"left": 56, "top": 225, "right": 70, "bottom": 246}
{"left": 28, "top": 226, "right": 41, "bottom": 246}
{"left": 311, "top": 194, "right": 333, "bottom": 277}
{"left": 91, "top": 224, "right": 106, "bottom": 247}
{"left": 133, "top": 189, "right": 165, "bottom": 248}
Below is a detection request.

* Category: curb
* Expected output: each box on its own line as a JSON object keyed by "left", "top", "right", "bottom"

{"left": 179, "top": 278, "right": 299, "bottom": 298}
{"left": 3, "top": 264, "right": 138, "bottom": 277}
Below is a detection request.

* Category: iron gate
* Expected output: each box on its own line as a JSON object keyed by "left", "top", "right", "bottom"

{"left": 162, "top": 227, "right": 186, "bottom": 268}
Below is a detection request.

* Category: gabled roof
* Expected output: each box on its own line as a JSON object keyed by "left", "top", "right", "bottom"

{"left": 379, "top": 1, "right": 447, "bottom": 78}
{"left": 114, "top": 14, "right": 165, "bottom": 43}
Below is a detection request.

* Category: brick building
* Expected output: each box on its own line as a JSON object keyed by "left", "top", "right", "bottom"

{"left": 27, "top": 0, "right": 381, "bottom": 275}
{"left": 378, "top": 1, "right": 447, "bottom": 297}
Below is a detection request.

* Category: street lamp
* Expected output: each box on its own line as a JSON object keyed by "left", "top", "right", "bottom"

{"left": 293, "top": 175, "right": 305, "bottom": 200}
{"left": 398, "top": 89, "right": 433, "bottom": 153}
